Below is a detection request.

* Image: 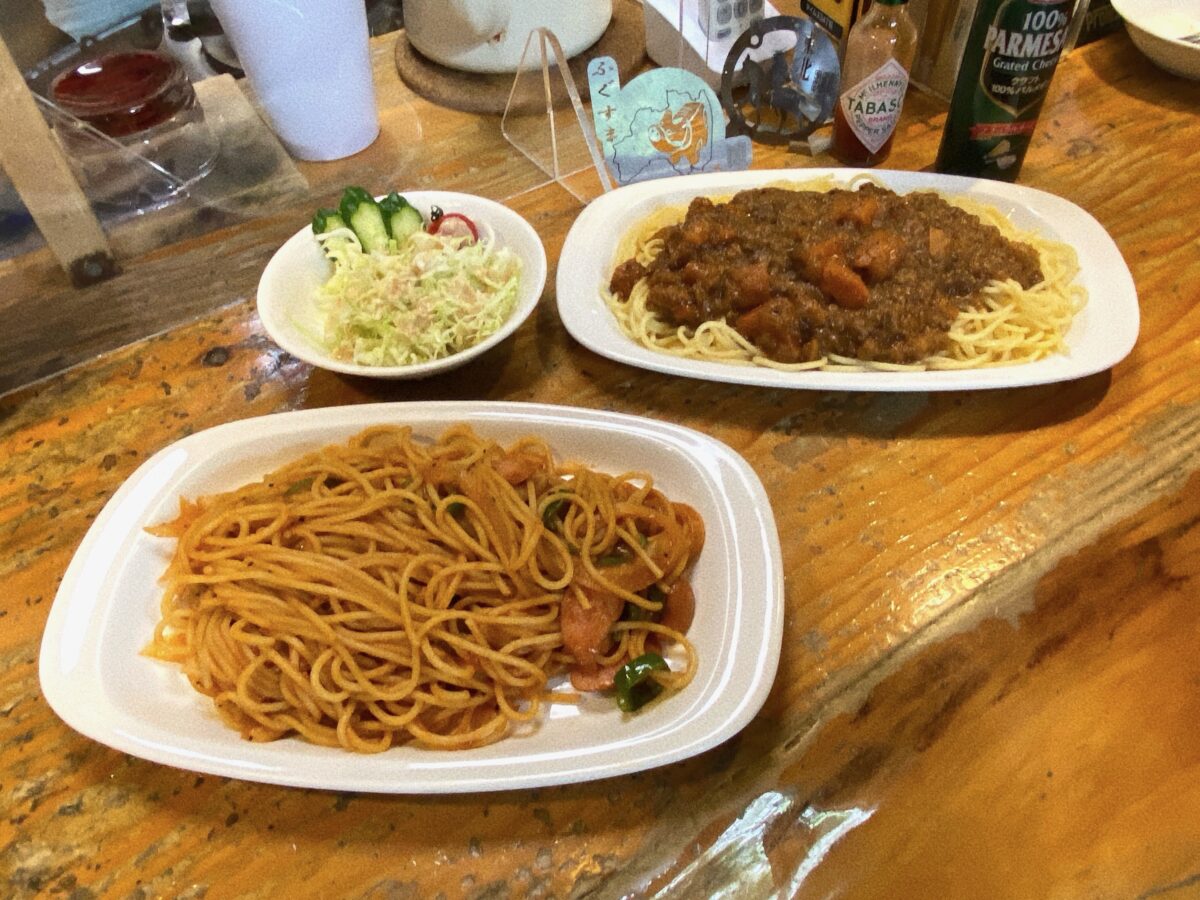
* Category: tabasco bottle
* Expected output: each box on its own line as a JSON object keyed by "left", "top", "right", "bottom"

{"left": 934, "top": 0, "right": 1075, "bottom": 181}
{"left": 831, "top": 0, "right": 919, "bottom": 167}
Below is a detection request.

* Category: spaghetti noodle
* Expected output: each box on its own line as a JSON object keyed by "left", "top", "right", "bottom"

{"left": 146, "top": 425, "right": 702, "bottom": 752}
{"left": 604, "top": 177, "right": 1085, "bottom": 371}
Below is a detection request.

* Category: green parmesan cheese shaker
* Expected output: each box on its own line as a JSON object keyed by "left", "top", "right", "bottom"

{"left": 934, "top": 0, "right": 1076, "bottom": 182}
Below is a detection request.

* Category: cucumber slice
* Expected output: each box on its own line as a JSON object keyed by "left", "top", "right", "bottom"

{"left": 312, "top": 208, "right": 347, "bottom": 235}
{"left": 338, "top": 186, "right": 390, "bottom": 253}
{"left": 377, "top": 191, "right": 404, "bottom": 225}
{"left": 390, "top": 204, "right": 425, "bottom": 243}
{"left": 379, "top": 192, "right": 425, "bottom": 244}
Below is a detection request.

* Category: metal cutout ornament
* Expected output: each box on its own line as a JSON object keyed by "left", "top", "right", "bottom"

{"left": 719, "top": 16, "right": 840, "bottom": 145}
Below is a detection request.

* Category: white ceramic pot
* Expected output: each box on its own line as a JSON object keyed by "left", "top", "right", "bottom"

{"left": 405, "top": 0, "right": 613, "bottom": 73}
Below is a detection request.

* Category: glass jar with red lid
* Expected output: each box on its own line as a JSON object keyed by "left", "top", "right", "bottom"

{"left": 51, "top": 51, "right": 197, "bottom": 136}
{"left": 49, "top": 49, "right": 217, "bottom": 189}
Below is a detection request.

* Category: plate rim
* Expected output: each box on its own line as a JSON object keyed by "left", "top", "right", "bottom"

{"left": 39, "top": 401, "right": 784, "bottom": 793}
{"left": 556, "top": 167, "right": 1140, "bottom": 392}
{"left": 257, "top": 191, "right": 548, "bottom": 380}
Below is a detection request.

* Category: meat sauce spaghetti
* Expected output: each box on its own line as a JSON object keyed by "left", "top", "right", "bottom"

{"left": 606, "top": 179, "right": 1085, "bottom": 371}
{"left": 145, "top": 425, "right": 702, "bottom": 752}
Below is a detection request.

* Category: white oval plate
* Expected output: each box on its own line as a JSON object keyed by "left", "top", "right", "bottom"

{"left": 557, "top": 168, "right": 1139, "bottom": 392}
{"left": 39, "top": 403, "right": 783, "bottom": 794}
{"left": 258, "top": 192, "right": 547, "bottom": 379}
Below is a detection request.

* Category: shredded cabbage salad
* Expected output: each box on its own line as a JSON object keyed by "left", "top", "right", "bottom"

{"left": 314, "top": 227, "right": 522, "bottom": 367}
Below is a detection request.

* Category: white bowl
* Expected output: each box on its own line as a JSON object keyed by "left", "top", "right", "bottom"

{"left": 1110, "top": 0, "right": 1200, "bottom": 80}
{"left": 257, "top": 191, "right": 547, "bottom": 379}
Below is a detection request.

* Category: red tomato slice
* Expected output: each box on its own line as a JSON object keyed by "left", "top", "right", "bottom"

{"left": 428, "top": 212, "right": 478, "bottom": 242}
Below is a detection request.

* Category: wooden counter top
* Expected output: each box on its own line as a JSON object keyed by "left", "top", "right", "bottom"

{"left": 3, "top": 29, "right": 1200, "bottom": 899}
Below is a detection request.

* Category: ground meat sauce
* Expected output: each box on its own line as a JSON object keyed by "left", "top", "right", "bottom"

{"left": 609, "top": 184, "right": 1044, "bottom": 364}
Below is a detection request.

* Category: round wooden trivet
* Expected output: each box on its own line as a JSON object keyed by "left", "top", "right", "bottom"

{"left": 394, "top": 0, "right": 646, "bottom": 115}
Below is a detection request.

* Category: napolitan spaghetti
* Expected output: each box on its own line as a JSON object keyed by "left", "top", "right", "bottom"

{"left": 603, "top": 177, "right": 1085, "bottom": 371}
{"left": 145, "top": 425, "right": 702, "bottom": 752}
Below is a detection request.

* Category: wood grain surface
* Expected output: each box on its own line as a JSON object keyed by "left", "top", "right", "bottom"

{"left": 3, "top": 29, "right": 1200, "bottom": 900}
{"left": 0, "top": 35, "right": 114, "bottom": 285}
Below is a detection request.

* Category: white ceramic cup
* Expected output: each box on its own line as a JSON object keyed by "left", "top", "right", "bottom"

{"left": 208, "top": 0, "right": 379, "bottom": 161}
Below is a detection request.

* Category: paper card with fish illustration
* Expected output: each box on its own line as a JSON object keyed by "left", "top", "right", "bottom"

{"left": 587, "top": 57, "right": 752, "bottom": 187}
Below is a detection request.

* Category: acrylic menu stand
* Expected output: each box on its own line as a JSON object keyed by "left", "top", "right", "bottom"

{"left": 500, "top": 28, "right": 614, "bottom": 205}
{"left": 497, "top": 18, "right": 759, "bottom": 204}
{"left": 1, "top": 31, "right": 236, "bottom": 281}
{"left": 36, "top": 94, "right": 200, "bottom": 210}
{"left": 0, "top": 88, "right": 229, "bottom": 271}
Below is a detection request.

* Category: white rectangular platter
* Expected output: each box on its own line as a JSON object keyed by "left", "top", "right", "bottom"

{"left": 556, "top": 168, "right": 1139, "bottom": 392}
{"left": 39, "top": 402, "right": 783, "bottom": 794}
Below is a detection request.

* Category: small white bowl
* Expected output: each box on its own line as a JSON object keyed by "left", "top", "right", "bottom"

{"left": 1110, "top": 0, "right": 1200, "bottom": 80}
{"left": 257, "top": 191, "right": 547, "bottom": 379}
